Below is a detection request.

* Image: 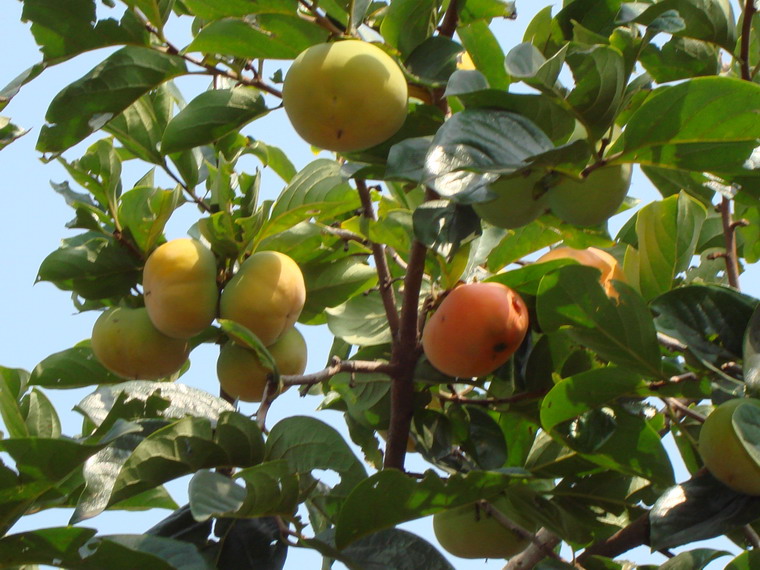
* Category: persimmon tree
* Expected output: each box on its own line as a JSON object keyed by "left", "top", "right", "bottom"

{"left": 1, "top": 0, "right": 760, "bottom": 568}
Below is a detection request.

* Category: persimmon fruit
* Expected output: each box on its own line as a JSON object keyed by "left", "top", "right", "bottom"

{"left": 422, "top": 282, "right": 529, "bottom": 378}
{"left": 282, "top": 40, "right": 408, "bottom": 152}
{"left": 472, "top": 170, "right": 547, "bottom": 229}
{"left": 433, "top": 497, "right": 532, "bottom": 559}
{"left": 698, "top": 398, "right": 760, "bottom": 495}
{"left": 219, "top": 250, "right": 306, "bottom": 347}
{"left": 535, "top": 246, "right": 626, "bottom": 298}
{"left": 216, "top": 326, "right": 308, "bottom": 402}
{"left": 91, "top": 307, "right": 189, "bottom": 380}
{"left": 143, "top": 238, "right": 218, "bottom": 339}
{"left": 546, "top": 163, "right": 632, "bottom": 226}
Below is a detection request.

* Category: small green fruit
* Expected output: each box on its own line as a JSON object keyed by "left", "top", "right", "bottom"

{"left": 433, "top": 497, "right": 532, "bottom": 559}
{"left": 699, "top": 398, "right": 760, "bottom": 495}
{"left": 217, "top": 326, "right": 308, "bottom": 402}
{"left": 546, "top": 163, "right": 632, "bottom": 226}
{"left": 472, "top": 171, "right": 547, "bottom": 229}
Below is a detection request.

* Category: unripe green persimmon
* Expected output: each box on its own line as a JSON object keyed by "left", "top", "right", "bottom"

{"left": 91, "top": 307, "right": 189, "bottom": 380}
{"left": 433, "top": 498, "right": 532, "bottom": 559}
{"left": 143, "top": 238, "right": 218, "bottom": 339}
{"left": 546, "top": 163, "right": 632, "bottom": 227}
{"left": 219, "top": 251, "right": 306, "bottom": 346}
{"left": 472, "top": 170, "right": 548, "bottom": 229}
{"left": 282, "top": 40, "right": 408, "bottom": 152}
{"left": 217, "top": 326, "right": 308, "bottom": 402}
{"left": 699, "top": 398, "right": 760, "bottom": 495}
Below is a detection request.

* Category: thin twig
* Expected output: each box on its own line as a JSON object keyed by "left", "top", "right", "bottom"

{"left": 281, "top": 357, "right": 395, "bottom": 387}
{"left": 718, "top": 196, "right": 741, "bottom": 289}
{"left": 438, "top": 0, "right": 460, "bottom": 38}
{"left": 663, "top": 398, "right": 707, "bottom": 423}
{"left": 577, "top": 513, "right": 650, "bottom": 564}
{"left": 161, "top": 161, "right": 213, "bottom": 213}
{"left": 356, "top": 179, "right": 401, "bottom": 341}
{"left": 439, "top": 390, "right": 548, "bottom": 406}
{"left": 298, "top": 0, "right": 347, "bottom": 36}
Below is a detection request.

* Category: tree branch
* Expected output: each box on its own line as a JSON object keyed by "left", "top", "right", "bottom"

{"left": 384, "top": 237, "right": 428, "bottom": 470}
{"left": 718, "top": 196, "right": 742, "bottom": 289}
{"left": 503, "top": 528, "right": 564, "bottom": 570}
{"left": 356, "top": 179, "right": 401, "bottom": 342}
{"left": 740, "top": 0, "right": 758, "bottom": 81}
{"left": 438, "top": 0, "right": 460, "bottom": 38}
{"left": 576, "top": 513, "right": 650, "bottom": 564}
{"left": 281, "top": 357, "right": 395, "bottom": 388}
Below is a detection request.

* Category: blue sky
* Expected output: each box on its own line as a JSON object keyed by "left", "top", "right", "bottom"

{"left": 0, "top": 1, "right": 751, "bottom": 568}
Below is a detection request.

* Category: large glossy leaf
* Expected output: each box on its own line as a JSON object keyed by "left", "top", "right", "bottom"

{"left": 651, "top": 284, "right": 758, "bottom": 366}
{"left": 300, "top": 257, "right": 378, "bottom": 321}
{"left": 0, "top": 527, "right": 97, "bottom": 568}
{"left": 310, "top": 528, "right": 455, "bottom": 570}
{"left": 265, "top": 415, "right": 367, "bottom": 501}
{"left": 613, "top": 77, "right": 760, "bottom": 177}
{"left": 744, "top": 305, "right": 760, "bottom": 396}
{"left": 636, "top": 192, "right": 707, "bottom": 299}
{"left": 186, "top": 15, "right": 328, "bottom": 60}
{"left": 182, "top": 0, "right": 296, "bottom": 19}
{"left": 649, "top": 470, "right": 760, "bottom": 550}
{"left": 37, "top": 46, "right": 187, "bottom": 153}
{"left": 0, "top": 367, "right": 30, "bottom": 439}
{"left": 30, "top": 343, "right": 124, "bottom": 389}
{"left": 380, "top": 0, "right": 436, "bottom": 56}
{"left": 423, "top": 109, "right": 554, "bottom": 202}
{"left": 536, "top": 265, "right": 663, "bottom": 378}
{"left": 326, "top": 290, "right": 394, "bottom": 346}
{"left": 161, "top": 87, "right": 269, "bottom": 154}
{"left": 21, "top": 0, "right": 148, "bottom": 63}
{"left": 0, "top": 437, "right": 99, "bottom": 483}
{"left": 457, "top": 20, "right": 510, "bottom": 89}
{"left": 334, "top": 468, "right": 528, "bottom": 548}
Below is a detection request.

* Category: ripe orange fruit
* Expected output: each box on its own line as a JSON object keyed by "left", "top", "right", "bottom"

{"left": 422, "top": 282, "right": 529, "bottom": 378}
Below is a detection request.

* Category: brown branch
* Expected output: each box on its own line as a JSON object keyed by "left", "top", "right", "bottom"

{"left": 647, "top": 372, "right": 700, "bottom": 391}
{"left": 718, "top": 196, "right": 742, "bottom": 289}
{"left": 438, "top": 0, "right": 460, "bottom": 38}
{"left": 439, "top": 390, "right": 548, "bottom": 406}
{"left": 663, "top": 398, "right": 707, "bottom": 423}
{"left": 503, "top": 528, "right": 564, "bottom": 570}
{"left": 356, "top": 179, "right": 401, "bottom": 341}
{"left": 162, "top": 161, "right": 213, "bottom": 213}
{"left": 577, "top": 513, "right": 650, "bottom": 564}
{"left": 281, "top": 357, "right": 395, "bottom": 388}
{"left": 384, "top": 237, "right": 428, "bottom": 470}
{"left": 743, "top": 524, "right": 760, "bottom": 549}
{"left": 740, "top": 0, "right": 758, "bottom": 81}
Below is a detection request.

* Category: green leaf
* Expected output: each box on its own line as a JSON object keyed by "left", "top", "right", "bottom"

{"left": 650, "top": 470, "right": 760, "bottom": 550}
{"left": 631, "top": 0, "right": 736, "bottom": 52}
{"left": 554, "top": 0, "right": 624, "bottom": 39}
{"left": 301, "top": 257, "right": 378, "bottom": 321}
{"left": 30, "top": 343, "right": 124, "bottom": 389}
{"left": 459, "top": 0, "right": 516, "bottom": 23}
{"left": 76, "top": 381, "right": 235, "bottom": 427}
{"left": 457, "top": 20, "right": 510, "bottom": 90}
{"left": 161, "top": 87, "right": 269, "bottom": 154}
{"left": 217, "top": 319, "right": 277, "bottom": 374}
{"left": 652, "top": 284, "right": 758, "bottom": 366}
{"left": 412, "top": 200, "right": 481, "bottom": 259}
{"left": 23, "top": 389, "right": 61, "bottom": 438}
{"left": 36, "top": 232, "right": 142, "bottom": 300}
{"left": 423, "top": 109, "right": 554, "bottom": 201}
{"left": 265, "top": 416, "right": 367, "bottom": 500}
{"left": 614, "top": 77, "right": 760, "bottom": 177}
{"left": 326, "top": 291, "right": 393, "bottom": 346}
{"left": 104, "top": 90, "right": 170, "bottom": 164}
{"left": 310, "top": 528, "right": 455, "bottom": 570}
{"left": 537, "top": 265, "right": 663, "bottom": 378}
{"left": 540, "top": 367, "right": 647, "bottom": 430}
{"left": 119, "top": 185, "right": 184, "bottom": 254}
{"left": 334, "top": 469, "right": 527, "bottom": 548}
{"left": 405, "top": 37, "right": 464, "bottom": 85}
{"left": 639, "top": 37, "right": 720, "bottom": 83}
{"left": 727, "top": 550, "right": 760, "bottom": 569}
{"left": 246, "top": 140, "right": 297, "bottom": 182}
{"left": 0, "top": 367, "right": 30, "bottom": 439}
{"left": 380, "top": 0, "right": 436, "bottom": 56}
{"left": 744, "top": 306, "right": 760, "bottom": 397}
{"left": 635, "top": 192, "right": 707, "bottom": 299}
{"left": 186, "top": 15, "right": 328, "bottom": 60}
{"left": 37, "top": 46, "right": 187, "bottom": 153}
{"left": 0, "top": 527, "right": 97, "bottom": 568}
{"left": 0, "top": 437, "right": 99, "bottom": 482}
{"left": 21, "top": 0, "right": 148, "bottom": 63}
{"left": 110, "top": 412, "right": 265, "bottom": 505}
{"left": 79, "top": 533, "right": 213, "bottom": 569}
{"left": 182, "top": 0, "right": 296, "bottom": 19}
{"left": 566, "top": 45, "right": 626, "bottom": 139}
{"left": 0, "top": 116, "right": 28, "bottom": 150}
